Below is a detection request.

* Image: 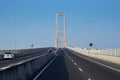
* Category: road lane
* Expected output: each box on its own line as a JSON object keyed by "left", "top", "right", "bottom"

{"left": 35, "top": 49, "right": 88, "bottom": 80}
{"left": 0, "top": 48, "right": 48, "bottom": 68}
{"left": 0, "top": 48, "right": 57, "bottom": 71}
{"left": 34, "top": 48, "right": 120, "bottom": 80}
{"left": 66, "top": 49, "right": 120, "bottom": 80}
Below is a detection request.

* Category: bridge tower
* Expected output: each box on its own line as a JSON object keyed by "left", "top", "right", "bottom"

{"left": 56, "top": 14, "right": 67, "bottom": 48}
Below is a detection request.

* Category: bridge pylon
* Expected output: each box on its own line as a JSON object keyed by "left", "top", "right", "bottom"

{"left": 56, "top": 13, "right": 67, "bottom": 48}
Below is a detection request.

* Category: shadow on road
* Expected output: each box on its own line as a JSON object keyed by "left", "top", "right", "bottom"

{"left": 37, "top": 49, "right": 69, "bottom": 80}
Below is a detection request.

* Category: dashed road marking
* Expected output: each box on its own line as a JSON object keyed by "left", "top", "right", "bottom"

{"left": 71, "top": 59, "right": 74, "bottom": 62}
{"left": 74, "top": 62, "right": 77, "bottom": 66}
{"left": 88, "top": 78, "right": 91, "bottom": 80}
{"left": 78, "top": 67, "right": 83, "bottom": 72}
{"left": 65, "top": 53, "right": 74, "bottom": 63}
{"left": 65, "top": 52, "right": 85, "bottom": 72}
{"left": 72, "top": 52, "right": 120, "bottom": 73}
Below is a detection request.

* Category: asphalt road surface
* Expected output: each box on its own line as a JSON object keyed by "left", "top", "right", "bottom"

{"left": 35, "top": 48, "right": 120, "bottom": 80}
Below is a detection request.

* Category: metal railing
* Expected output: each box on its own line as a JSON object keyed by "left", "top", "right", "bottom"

{"left": 71, "top": 47, "right": 120, "bottom": 57}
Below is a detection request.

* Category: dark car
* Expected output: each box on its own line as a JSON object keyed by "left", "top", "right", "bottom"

{"left": 48, "top": 49, "right": 52, "bottom": 53}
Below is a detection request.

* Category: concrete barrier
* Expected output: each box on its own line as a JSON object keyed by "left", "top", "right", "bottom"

{"left": 0, "top": 48, "right": 48, "bottom": 60}
{"left": 0, "top": 52, "right": 56, "bottom": 80}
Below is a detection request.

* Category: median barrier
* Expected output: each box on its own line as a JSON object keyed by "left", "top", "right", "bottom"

{"left": 0, "top": 51, "right": 56, "bottom": 80}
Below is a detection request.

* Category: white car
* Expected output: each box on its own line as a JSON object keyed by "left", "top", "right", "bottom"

{"left": 4, "top": 52, "right": 15, "bottom": 59}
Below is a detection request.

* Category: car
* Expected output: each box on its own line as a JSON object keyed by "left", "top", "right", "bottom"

{"left": 4, "top": 52, "right": 15, "bottom": 59}
{"left": 48, "top": 49, "right": 52, "bottom": 53}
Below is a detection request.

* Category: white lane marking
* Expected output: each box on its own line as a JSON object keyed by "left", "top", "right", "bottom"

{"left": 88, "top": 78, "right": 91, "bottom": 80}
{"left": 65, "top": 53, "right": 73, "bottom": 61}
{"left": 65, "top": 52, "right": 84, "bottom": 72}
{"left": 74, "top": 62, "right": 77, "bottom": 66}
{"left": 78, "top": 67, "right": 83, "bottom": 72}
{"left": 71, "top": 59, "right": 74, "bottom": 62}
{"left": 72, "top": 52, "right": 120, "bottom": 73}
{"left": 33, "top": 55, "right": 57, "bottom": 80}
{"left": 65, "top": 52, "right": 74, "bottom": 63}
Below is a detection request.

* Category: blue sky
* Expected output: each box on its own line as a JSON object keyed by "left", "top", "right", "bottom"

{"left": 0, "top": 0, "right": 120, "bottom": 49}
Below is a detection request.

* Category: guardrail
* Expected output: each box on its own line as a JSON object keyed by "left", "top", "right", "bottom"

{"left": 69, "top": 47, "right": 120, "bottom": 57}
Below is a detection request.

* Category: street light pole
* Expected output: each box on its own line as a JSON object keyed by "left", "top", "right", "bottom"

{"left": 14, "top": 22, "right": 16, "bottom": 53}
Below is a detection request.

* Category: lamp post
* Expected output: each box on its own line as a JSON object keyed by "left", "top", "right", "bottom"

{"left": 14, "top": 22, "right": 16, "bottom": 53}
